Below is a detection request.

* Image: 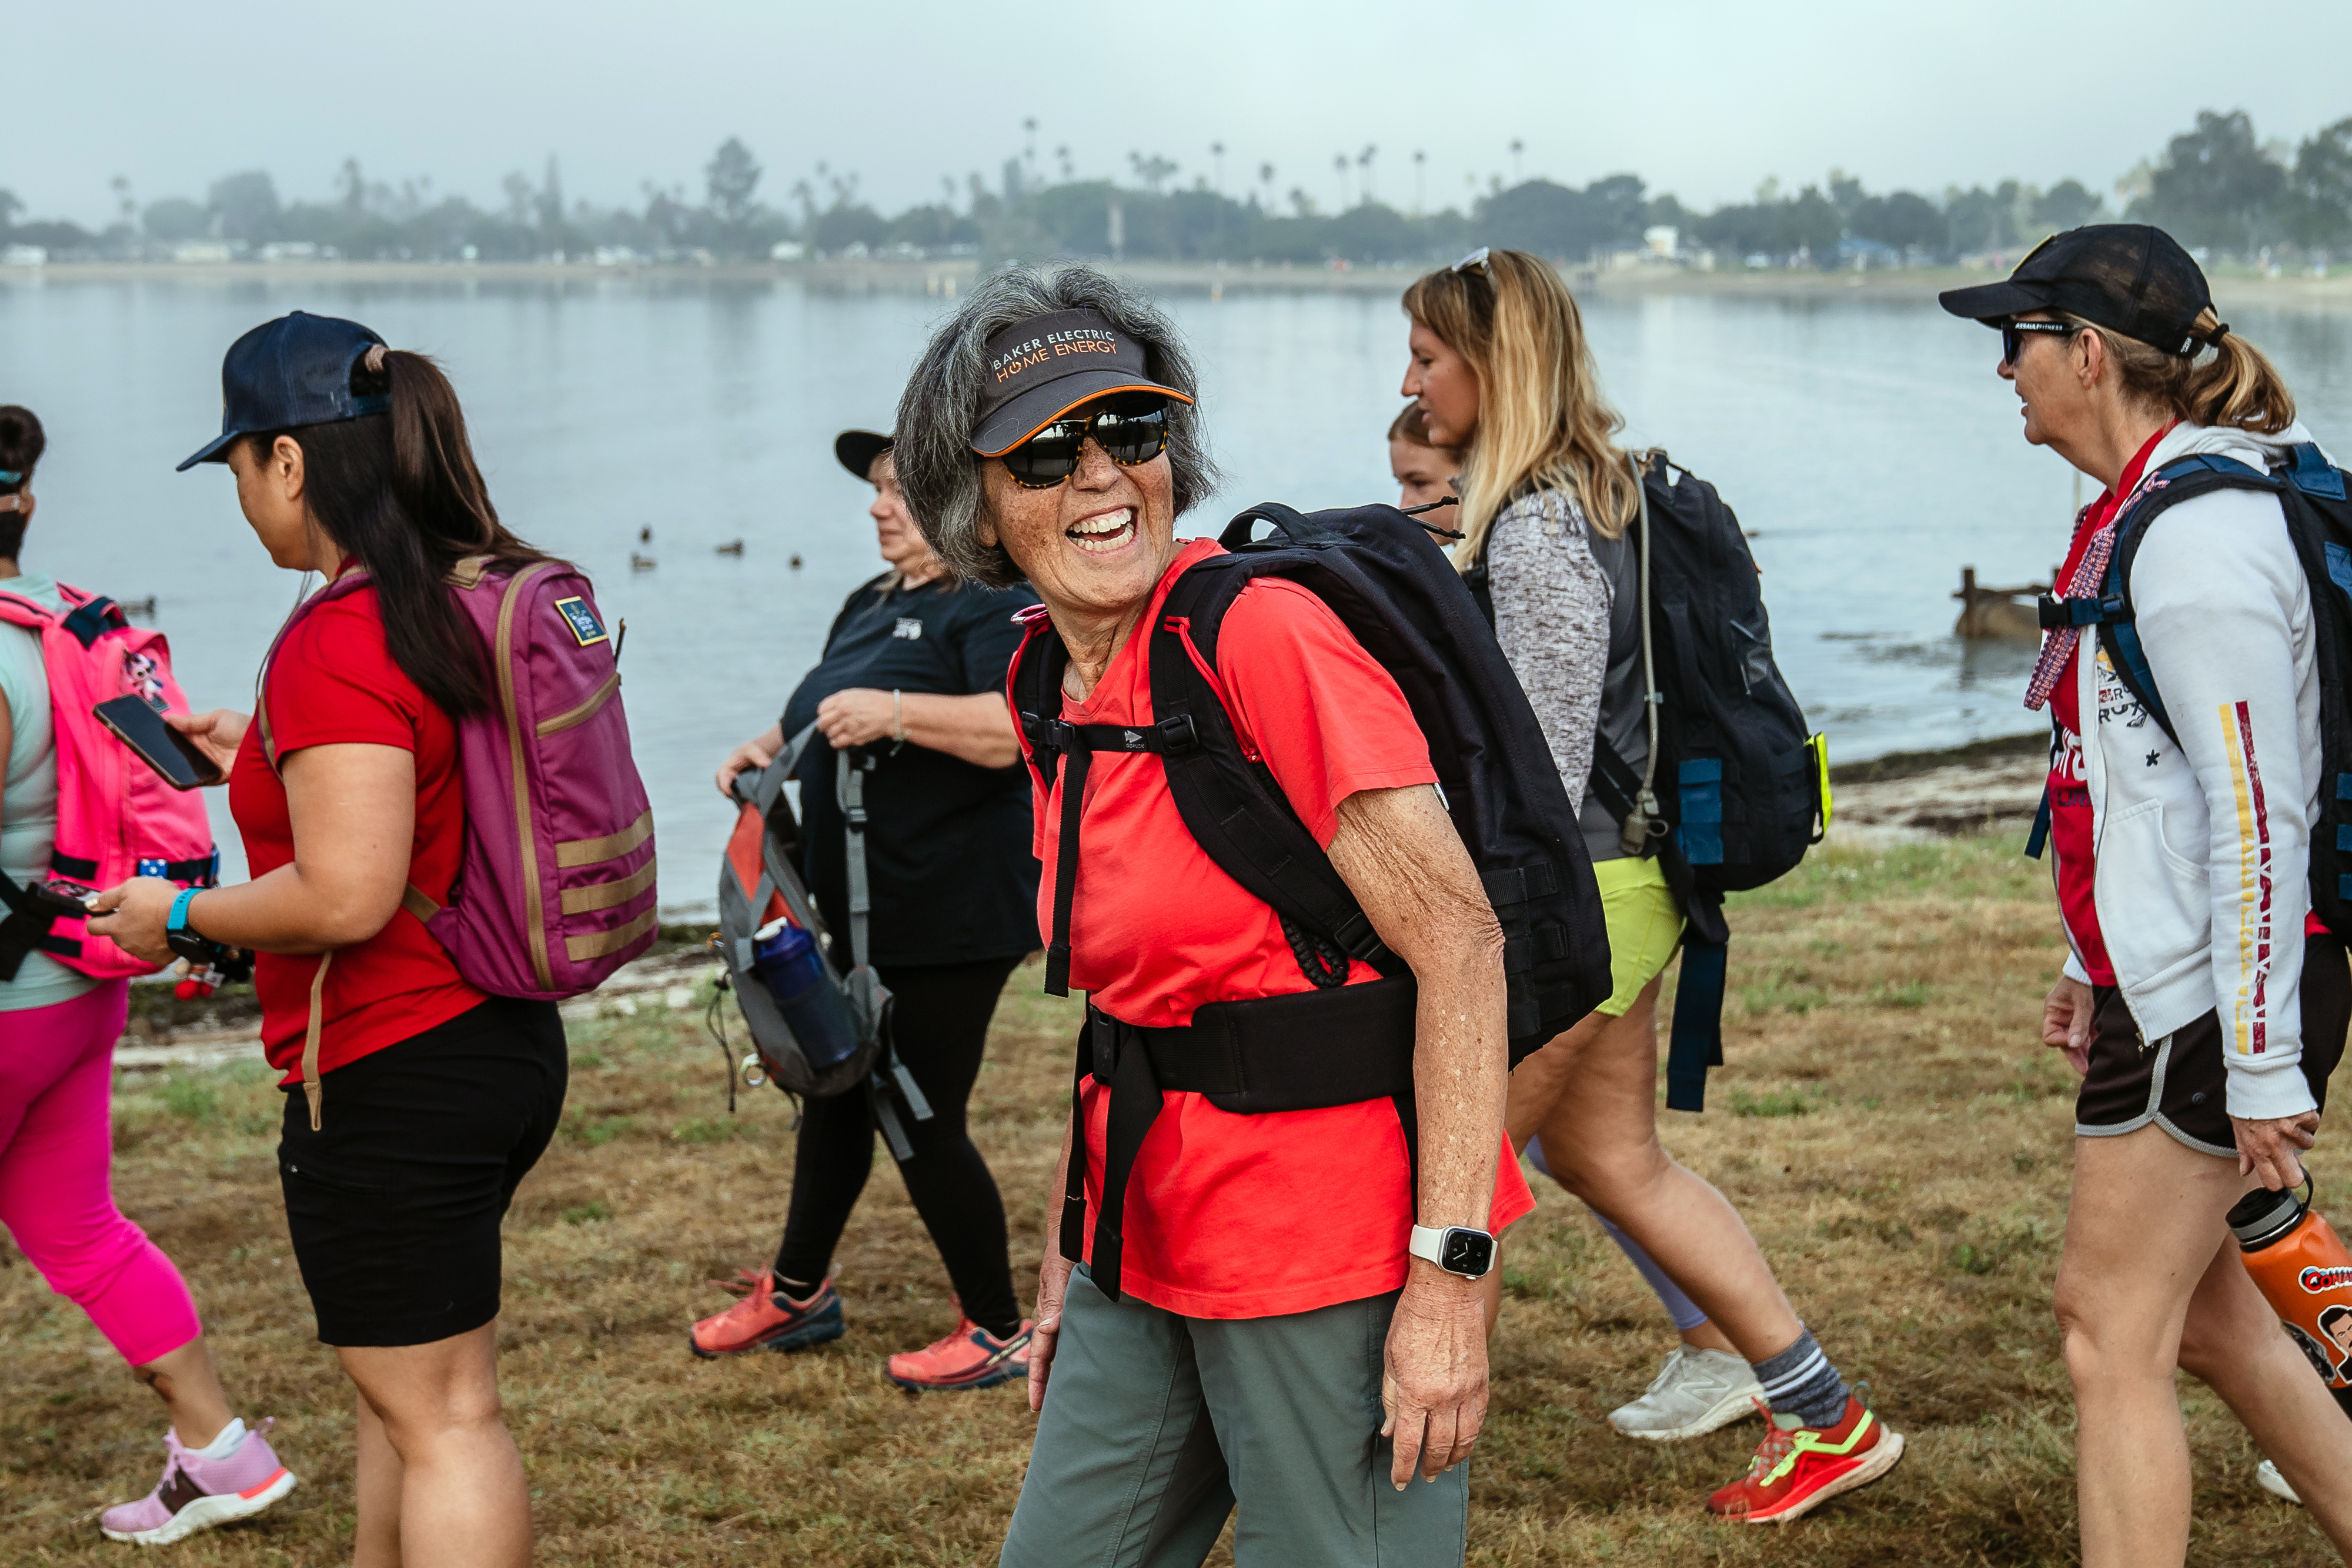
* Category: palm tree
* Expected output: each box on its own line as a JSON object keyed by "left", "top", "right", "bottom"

{"left": 1259, "top": 162, "right": 1276, "bottom": 210}
{"left": 1509, "top": 138, "right": 1525, "bottom": 183}
{"left": 1358, "top": 145, "right": 1377, "bottom": 205}
{"left": 1056, "top": 145, "right": 1073, "bottom": 182}
{"left": 1210, "top": 141, "right": 1226, "bottom": 194}
{"left": 1333, "top": 152, "right": 1349, "bottom": 211}
{"left": 1413, "top": 149, "right": 1427, "bottom": 216}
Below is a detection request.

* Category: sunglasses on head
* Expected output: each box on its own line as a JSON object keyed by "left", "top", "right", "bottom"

{"left": 2000, "top": 318, "right": 2077, "bottom": 367}
{"left": 1451, "top": 246, "right": 1491, "bottom": 277}
{"left": 1000, "top": 394, "right": 1170, "bottom": 489}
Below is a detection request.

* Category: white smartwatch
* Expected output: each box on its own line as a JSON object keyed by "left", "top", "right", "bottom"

{"left": 1409, "top": 1223, "right": 1497, "bottom": 1279}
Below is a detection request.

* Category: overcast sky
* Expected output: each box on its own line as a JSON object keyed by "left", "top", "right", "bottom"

{"left": 14, "top": 1, "right": 2352, "bottom": 228}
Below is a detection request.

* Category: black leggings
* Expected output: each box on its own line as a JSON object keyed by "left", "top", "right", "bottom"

{"left": 775, "top": 955, "right": 1023, "bottom": 1339}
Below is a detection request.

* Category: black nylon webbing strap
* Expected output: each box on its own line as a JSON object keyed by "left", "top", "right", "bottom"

{"left": 1067, "top": 975, "right": 1419, "bottom": 1300}
{"left": 1038, "top": 714, "right": 1197, "bottom": 997}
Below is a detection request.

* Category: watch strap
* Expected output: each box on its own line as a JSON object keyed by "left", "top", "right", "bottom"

{"left": 1408, "top": 1223, "right": 1445, "bottom": 1266}
{"left": 167, "top": 887, "right": 201, "bottom": 936}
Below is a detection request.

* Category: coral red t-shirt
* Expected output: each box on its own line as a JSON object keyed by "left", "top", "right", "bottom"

{"left": 229, "top": 584, "right": 485, "bottom": 1081}
{"left": 1025, "top": 539, "right": 1536, "bottom": 1319}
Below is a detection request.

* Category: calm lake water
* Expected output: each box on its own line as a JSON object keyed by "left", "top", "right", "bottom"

{"left": 4, "top": 273, "right": 2348, "bottom": 908}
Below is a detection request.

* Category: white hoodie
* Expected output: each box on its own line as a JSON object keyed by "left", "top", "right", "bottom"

{"left": 2065, "top": 419, "right": 2333, "bottom": 1122}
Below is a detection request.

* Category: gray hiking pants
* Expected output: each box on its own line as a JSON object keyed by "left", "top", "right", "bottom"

{"left": 998, "top": 1265, "right": 1468, "bottom": 1568}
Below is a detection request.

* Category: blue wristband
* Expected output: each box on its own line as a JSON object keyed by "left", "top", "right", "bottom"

{"left": 167, "top": 887, "right": 202, "bottom": 937}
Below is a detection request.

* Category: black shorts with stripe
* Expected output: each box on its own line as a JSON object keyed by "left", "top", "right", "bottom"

{"left": 2076, "top": 932, "right": 2350, "bottom": 1155}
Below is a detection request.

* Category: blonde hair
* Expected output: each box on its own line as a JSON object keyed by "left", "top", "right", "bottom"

{"left": 2069, "top": 306, "right": 2297, "bottom": 436}
{"left": 1402, "top": 248, "right": 1637, "bottom": 571}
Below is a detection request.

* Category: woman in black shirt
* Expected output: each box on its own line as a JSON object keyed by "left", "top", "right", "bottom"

{"left": 691, "top": 430, "right": 1042, "bottom": 1391}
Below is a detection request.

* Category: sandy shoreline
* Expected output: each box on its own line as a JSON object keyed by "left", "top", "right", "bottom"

{"left": 7, "top": 256, "right": 2347, "bottom": 306}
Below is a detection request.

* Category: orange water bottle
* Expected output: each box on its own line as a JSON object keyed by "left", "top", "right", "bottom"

{"left": 2231, "top": 1175, "right": 2352, "bottom": 1416}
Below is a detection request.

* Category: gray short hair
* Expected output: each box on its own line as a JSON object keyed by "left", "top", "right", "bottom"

{"left": 894, "top": 266, "right": 1219, "bottom": 587}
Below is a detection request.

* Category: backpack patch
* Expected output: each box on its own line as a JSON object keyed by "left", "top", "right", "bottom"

{"left": 553, "top": 596, "right": 607, "bottom": 646}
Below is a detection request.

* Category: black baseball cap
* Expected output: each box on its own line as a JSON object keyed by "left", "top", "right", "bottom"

{"left": 176, "top": 310, "right": 388, "bottom": 471}
{"left": 968, "top": 309, "right": 1191, "bottom": 458}
{"left": 834, "top": 429, "right": 893, "bottom": 481}
{"left": 1938, "top": 225, "right": 2214, "bottom": 356}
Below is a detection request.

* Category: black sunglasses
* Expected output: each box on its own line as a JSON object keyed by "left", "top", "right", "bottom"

{"left": 1000, "top": 394, "right": 1170, "bottom": 489}
{"left": 2000, "top": 319, "right": 2077, "bottom": 367}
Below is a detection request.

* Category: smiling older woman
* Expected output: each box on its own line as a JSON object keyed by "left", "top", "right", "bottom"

{"left": 893, "top": 267, "right": 1532, "bottom": 1568}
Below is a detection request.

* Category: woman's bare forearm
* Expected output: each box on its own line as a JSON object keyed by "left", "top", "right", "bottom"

{"left": 898, "top": 691, "right": 1022, "bottom": 770}
{"left": 1325, "top": 785, "right": 1509, "bottom": 1228}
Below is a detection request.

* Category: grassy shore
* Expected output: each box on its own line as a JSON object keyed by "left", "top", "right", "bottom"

{"left": 2, "top": 833, "right": 2341, "bottom": 1565}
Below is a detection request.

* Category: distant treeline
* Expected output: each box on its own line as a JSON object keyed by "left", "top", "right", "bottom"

{"left": 5, "top": 109, "right": 2347, "bottom": 269}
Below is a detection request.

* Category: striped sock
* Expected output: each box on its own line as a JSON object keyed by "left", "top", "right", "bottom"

{"left": 1749, "top": 1326, "right": 1850, "bottom": 1429}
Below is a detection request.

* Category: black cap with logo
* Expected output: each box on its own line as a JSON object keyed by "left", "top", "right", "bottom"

{"left": 968, "top": 309, "right": 1192, "bottom": 457}
{"left": 1939, "top": 225, "right": 2216, "bottom": 356}
{"left": 178, "top": 310, "right": 388, "bottom": 471}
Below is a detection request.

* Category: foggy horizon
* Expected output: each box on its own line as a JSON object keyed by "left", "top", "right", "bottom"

{"left": 14, "top": 0, "right": 2352, "bottom": 229}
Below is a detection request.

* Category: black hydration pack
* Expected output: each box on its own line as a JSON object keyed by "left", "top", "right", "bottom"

{"left": 2032, "top": 440, "right": 2352, "bottom": 934}
{"left": 1008, "top": 502, "right": 1613, "bottom": 1300}
{"left": 1467, "top": 452, "right": 1828, "bottom": 1112}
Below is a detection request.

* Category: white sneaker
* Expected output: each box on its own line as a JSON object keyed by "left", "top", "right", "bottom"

{"left": 2258, "top": 1459, "right": 2303, "bottom": 1506}
{"left": 1607, "top": 1346, "right": 1766, "bottom": 1441}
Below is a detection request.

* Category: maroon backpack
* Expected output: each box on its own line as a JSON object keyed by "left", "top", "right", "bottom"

{"left": 260, "top": 559, "right": 655, "bottom": 1118}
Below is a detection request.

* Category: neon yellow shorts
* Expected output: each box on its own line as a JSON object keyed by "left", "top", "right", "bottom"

{"left": 1593, "top": 855, "right": 1684, "bottom": 1017}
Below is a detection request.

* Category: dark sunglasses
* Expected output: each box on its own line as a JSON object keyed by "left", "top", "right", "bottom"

{"left": 2000, "top": 318, "right": 2077, "bottom": 367}
{"left": 1000, "top": 394, "right": 1170, "bottom": 489}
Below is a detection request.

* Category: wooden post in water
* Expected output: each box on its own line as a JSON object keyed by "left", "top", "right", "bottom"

{"left": 1953, "top": 566, "right": 2047, "bottom": 640}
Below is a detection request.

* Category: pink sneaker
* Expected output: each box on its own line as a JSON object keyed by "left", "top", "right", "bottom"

{"left": 886, "top": 1314, "right": 1034, "bottom": 1391}
{"left": 99, "top": 1419, "right": 296, "bottom": 1545}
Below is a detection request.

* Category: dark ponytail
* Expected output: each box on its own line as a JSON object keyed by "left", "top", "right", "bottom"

{"left": 0, "top": 404, "right": 44, "bottom": 561}
{"left": 250, "top": 352, "right": 543, "bottom": 716}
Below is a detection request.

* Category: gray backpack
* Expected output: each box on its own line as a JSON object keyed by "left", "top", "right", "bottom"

{"left": 717, "top": 734, "right": 933, "bottom": 1157}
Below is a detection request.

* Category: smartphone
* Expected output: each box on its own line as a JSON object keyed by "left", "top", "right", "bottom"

{"left": 93, "top": 696, "right": 223, "bottom": 789}
{"left": 25, "top": 880, "right": 96, "bottom": 920}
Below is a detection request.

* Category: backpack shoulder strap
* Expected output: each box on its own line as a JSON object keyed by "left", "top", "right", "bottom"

{"left": 2094, "top": 454, "right": 2281, "bottom": 745}
{"left": 1149, "top": 557, "right": 1391, "bottom": 979}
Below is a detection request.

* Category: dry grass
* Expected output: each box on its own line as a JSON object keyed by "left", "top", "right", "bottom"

{"left": 2, "top": 832, "right": 2345, "bottom": 1565}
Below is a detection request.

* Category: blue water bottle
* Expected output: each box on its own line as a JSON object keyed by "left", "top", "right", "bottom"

{"left": 750, "top": 917, "right": 860, "bottom": 1071}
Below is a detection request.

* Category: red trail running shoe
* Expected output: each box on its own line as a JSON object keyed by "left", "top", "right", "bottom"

{"left": 1708, "top": 1393, "right": 1903, "bottom": 1525}
{"left": 689, "top": 1269, "right": 846, "bottom": 1358}
{"left": 887, "top": 1315, "right": 1034, "bottom": 1392}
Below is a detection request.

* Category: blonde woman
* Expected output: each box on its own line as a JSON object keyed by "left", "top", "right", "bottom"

{"left": 1401, "top": 248, "right": 1902, "bottom": 1524}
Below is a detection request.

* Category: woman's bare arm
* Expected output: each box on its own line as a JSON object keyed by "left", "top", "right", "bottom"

{"left": 88, "top": 743, "right": 416, "bottom": 961}
{"left": 815, "top": 688, "right": 1021, "bottom": 770}
{"left": 1324, "top": 782, "right": 1508, "bottom": 1487}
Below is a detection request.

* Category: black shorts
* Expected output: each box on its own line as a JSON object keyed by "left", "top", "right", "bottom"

{"left": 278, "top": 997, "right": 567, "bottom": 1347}
{"left": 2076, "top": 932, "right": 2351, "bottom": 1155}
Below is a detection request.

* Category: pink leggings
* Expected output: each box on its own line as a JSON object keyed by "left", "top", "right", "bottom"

{"left": 0, "top": 981, "right": 202, "bottom": 1366}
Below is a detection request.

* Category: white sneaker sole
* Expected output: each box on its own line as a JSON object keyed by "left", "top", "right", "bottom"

{"left": 1736, "top": 1430, "right": 1905, "bottom": 1526}
{"left": 101, "top": 1468, "right": 297, "bottom": 1546}
{"left": 1611, "top": 1383, "right": 1766, "bottom": 1442}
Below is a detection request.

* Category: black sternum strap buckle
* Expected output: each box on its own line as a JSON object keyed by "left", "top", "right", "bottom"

{"left": 2039, "top": 593, "right": 2129, "bottom": 630}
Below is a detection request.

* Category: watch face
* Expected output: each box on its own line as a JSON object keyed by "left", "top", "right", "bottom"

{"left": 1440, "top": 1228, "right": 1495, "bottom": 1277}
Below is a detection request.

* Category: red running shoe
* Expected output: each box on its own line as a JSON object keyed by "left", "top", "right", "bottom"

{"left": 886, "top": 1313, "right": 1033, "bottom": 1392}
{"left": 1707, "top": 1394, "right": 1903, "bottom": 1525}
{"left": 688, "top": 1269, "right": 845, "bottom": 1359}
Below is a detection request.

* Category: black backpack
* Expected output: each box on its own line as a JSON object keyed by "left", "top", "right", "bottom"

{"left": 1467, "top": 452, "right": 1828, "bottom": 1111}
{"left": 1008, "top": 503, "right": 1613, "bottom": 1300}
{"left": 2038, "top": 440, "right": 2352, "bottom": 932}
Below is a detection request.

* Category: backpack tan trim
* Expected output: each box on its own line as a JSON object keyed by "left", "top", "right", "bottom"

{"left": 559, "top": 857, "right": 657, "bottom": 914}
{"left": 536, "top": 671, "right": 622, "bottom": 737}
{"left": 300, "top": 951, "right": 335, "bottom": 1131}
{"left": 566, "top": 907, "right": 657, "bottom": 962}
{"left": 492, "top": 562, "right": 561, "bottom": 991}
{"left": 555, "top": 809, "right": 654, "bottom": 868}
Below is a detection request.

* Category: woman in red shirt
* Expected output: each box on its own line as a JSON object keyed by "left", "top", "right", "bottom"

{"left": 893, "top": 271, "right": 1525, "bottom": 1566}
{"left": 91, "top": 312, "right": 556, "bottom": 1568}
